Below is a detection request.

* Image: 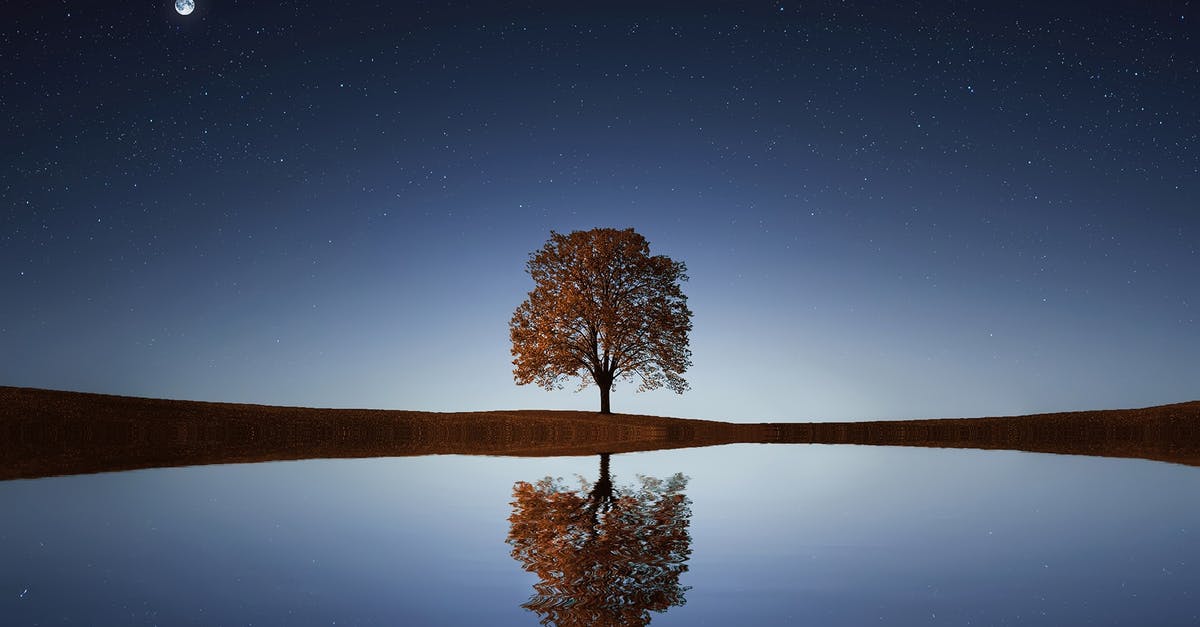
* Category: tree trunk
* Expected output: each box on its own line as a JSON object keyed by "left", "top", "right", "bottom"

{"left": 586, "top": 453, "right": 615, "bottom": 532}
{"left": 595, "top": 369, "right": 613, "bottom": 414}
{"left": 597, "top": 452, "right": 610, "bottom": 484}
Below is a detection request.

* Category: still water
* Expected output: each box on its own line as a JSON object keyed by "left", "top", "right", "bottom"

{"left": 2, "top": 444, "right": 1198, "bottom": 625}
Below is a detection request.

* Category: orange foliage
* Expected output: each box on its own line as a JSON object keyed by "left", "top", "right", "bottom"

{"left": 507, "top": 460, "right": 692, "bottom": 626}
{"left": 510, "top": 228, "right": 693, "bottom": 413}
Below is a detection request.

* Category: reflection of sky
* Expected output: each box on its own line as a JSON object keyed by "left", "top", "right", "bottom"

{"left": 3, "top": 3, "right": 1199, "bottom": 420}
{"left": 2, "top": 446, "right": 1199, "bottom": 625}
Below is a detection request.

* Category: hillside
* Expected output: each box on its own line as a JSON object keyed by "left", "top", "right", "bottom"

{"left": 2, "top": 386, "right": 1199, "bottom": 480}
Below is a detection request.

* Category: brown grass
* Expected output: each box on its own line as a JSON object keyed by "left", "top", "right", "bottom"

{"left": 2, "top": 386, "right": 1199, "bottom": 481}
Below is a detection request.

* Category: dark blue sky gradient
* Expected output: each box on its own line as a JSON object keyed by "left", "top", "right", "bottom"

{"left": 2, "top": 1, "right": 1196, "bottom": 420}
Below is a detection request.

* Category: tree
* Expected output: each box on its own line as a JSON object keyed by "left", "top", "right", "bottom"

{"left": 507, "top": 455, "right": 692, "bottom": 626}
{"left": 510, "top": 228, "right": 693, "bottom": 414}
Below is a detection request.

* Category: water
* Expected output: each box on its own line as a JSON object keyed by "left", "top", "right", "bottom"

{"left": 2, "top": 444, "right": 1198, "bottom": 625}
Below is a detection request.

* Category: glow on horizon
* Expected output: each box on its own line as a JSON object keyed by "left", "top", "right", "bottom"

{"left": 1, "top": 3, "right": 1196, "bottom": 421}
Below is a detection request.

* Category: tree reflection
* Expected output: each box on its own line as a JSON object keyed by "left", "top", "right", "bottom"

{"left": 507, "top": 453, "right": 692, "bottom": 626}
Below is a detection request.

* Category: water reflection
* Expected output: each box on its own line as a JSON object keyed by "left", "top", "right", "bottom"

{"left": 507, "top": 453, "right": 692, "bottom": 626}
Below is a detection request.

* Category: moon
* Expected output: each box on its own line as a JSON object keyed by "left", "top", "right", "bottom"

{"left": 175, "top": 0, "right": 194, "bottom": 15}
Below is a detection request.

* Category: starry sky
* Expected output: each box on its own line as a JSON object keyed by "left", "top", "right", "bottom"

{"left": 2, "top": 1, "right": 1197, "bottom": 421}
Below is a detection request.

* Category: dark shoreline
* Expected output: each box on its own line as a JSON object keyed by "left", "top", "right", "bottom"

{"left": 2, "top": 386, "right": 1199, "bottom": 481}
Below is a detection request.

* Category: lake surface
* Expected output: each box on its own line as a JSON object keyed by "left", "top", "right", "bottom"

{"left": 3, "top": 444, "right": 1199, "bottom": 625}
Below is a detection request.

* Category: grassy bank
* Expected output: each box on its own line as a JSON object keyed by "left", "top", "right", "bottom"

{"left": 2, "top": 386, "right": 1199, "bottom": 480}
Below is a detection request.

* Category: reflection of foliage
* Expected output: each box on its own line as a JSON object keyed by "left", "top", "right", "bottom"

{"left": 507, "top": 460, "right": 692, "bottom": 626}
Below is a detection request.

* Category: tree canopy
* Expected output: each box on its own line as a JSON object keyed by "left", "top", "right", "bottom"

{"left": 510, "top": 228, "right": 693, "bottom": 414}
{"left": 507, "top": 456, "right": 692, "bottom": 626}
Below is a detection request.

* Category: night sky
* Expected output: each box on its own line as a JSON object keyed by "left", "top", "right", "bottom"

{"left": 2, "top": 1, "right": 1196, "bottom": 421}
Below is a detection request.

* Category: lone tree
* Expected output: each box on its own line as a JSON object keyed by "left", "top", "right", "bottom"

{"left": 507, "top": 460, "right": 693, "bottom": 626}
{"left": 510, "top": 228, "right": 693, "bottom": 414}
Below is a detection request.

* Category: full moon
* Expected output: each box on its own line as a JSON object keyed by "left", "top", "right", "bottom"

{"left": 175, "top": 0, "right": 194, "bottom": 15}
